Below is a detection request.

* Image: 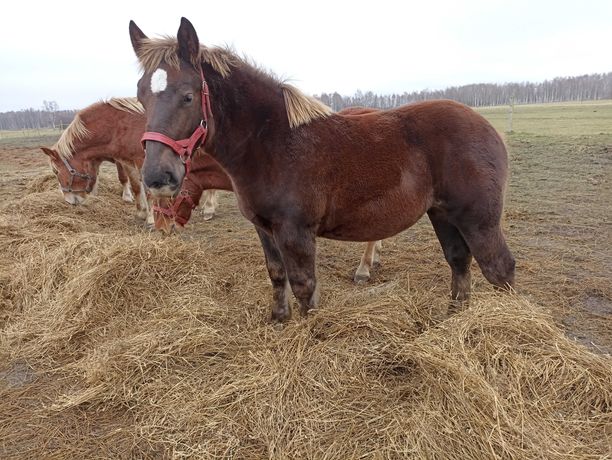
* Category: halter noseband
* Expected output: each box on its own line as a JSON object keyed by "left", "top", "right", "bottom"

{"left": 60, "top": 157, "right": 95, "bottom": 193}
{"left": 153, "top": 190, "right": 197, "bottom": 227}
{"left": 140, "top": 67, "right": 212, "bottom": 176}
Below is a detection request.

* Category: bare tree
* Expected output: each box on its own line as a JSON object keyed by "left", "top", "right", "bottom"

{"left": 43, "top": 100, "right": 59, "bottom": 128}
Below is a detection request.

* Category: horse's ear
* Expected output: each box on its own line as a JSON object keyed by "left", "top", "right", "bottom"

{"left": 129, "top": 20, "right": 148, "bottom": 57}
{"left": 40, "top": 147, "right": 59, "bottom": 160}
{"left": 177, "top": 17, "right": 200, "bottom": 65}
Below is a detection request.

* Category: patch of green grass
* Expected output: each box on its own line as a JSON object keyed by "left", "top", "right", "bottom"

{"left": 476, "top": 100, "right": 612, "bottom": 136}
{"left": 0, "top": 129, "right": 61, "bottom": 148}
{"left": 0, "top": 128, "right": 61, "bottom": 139}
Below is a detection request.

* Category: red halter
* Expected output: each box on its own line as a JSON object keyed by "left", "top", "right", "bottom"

{"left": 141, "top": 67, "right": 212, "bottom": 176}
{"left": 153, "top": 190, "right": 197, "bottom": 227}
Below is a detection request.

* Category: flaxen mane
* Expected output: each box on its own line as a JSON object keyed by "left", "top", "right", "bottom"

{"left": 54, "top": 115, "right": 91, "bottom": 160}
{"left": 135, "top": 37, "right": 331, "bottom": 128}
{"left": 54, "top": 98, "right": 144, "bottom": 159}
{"left": 106, "top": 97, "right": 145, "bottom": 114}
{"left": 281, "top": 84, "right": 331, "bottom": 128}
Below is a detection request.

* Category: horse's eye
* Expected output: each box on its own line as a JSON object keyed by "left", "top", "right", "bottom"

{"left": 183, "top": 93, "right": 194, "bottom": 104}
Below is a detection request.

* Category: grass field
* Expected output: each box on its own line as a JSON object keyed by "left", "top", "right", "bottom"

{"left": 0, "top": 101, "right": 610, "bottom": 458}
{"left": 0, "top": 127, "right": 62, "bottom": 141}
{"left": 478, "top": 99, "right": 612, "bottom": 136}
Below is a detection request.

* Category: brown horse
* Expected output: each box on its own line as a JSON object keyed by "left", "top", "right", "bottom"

{"left": 129, "top": 18, "right": 515, "bottom": 321}
{"left": 41, "top": 98, "right": 152, "bottom": 222}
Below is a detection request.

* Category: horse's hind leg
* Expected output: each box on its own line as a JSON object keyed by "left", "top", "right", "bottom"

{"left": 255, "top": 227, "right": 292, "bottom": 322}
{"left": 373, "top": 240, "right": 382, "bottom": 266}
{"left": 456, "top": 220, "right": 515, "bottom": 291}
{"left": 428, "top": 209, "right": 473, "bottom": 305}
{"left": 354, "top": 240, "right": 382, "bottom": 283}
{"left": 122, "top": 164, "right": 148, "bottom": 221}
{"left": 201, "top": 190, "right": 218, "bottom": 221}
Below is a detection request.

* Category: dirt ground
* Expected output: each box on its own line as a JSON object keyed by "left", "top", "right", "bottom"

{"left": 2, "top": 132, "right": 609, "bottom": 353}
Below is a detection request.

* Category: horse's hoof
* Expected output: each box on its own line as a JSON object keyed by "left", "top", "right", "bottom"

{"left": 447, "top": 299, "right": 468, "bottom": 316}
{"left": 353, "top": 273, "right": 371, "bottom": 284}
{"left": 202, "top": 212, "right": 215, "bottom": 221}
{"left": 300, "top": 307, "right": 317, "bottom": 317}
{"left": 271, "top": 308, "right": 291, "bottom": 323}
{"left": 122, "top": 188, "right": 135, "bottom": 203}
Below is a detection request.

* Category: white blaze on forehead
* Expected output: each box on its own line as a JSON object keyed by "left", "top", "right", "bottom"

{"left": 150, "top": 69, "right": 168, "bottom": 93}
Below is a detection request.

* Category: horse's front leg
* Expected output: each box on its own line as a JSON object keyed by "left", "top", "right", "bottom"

{"left": 255, "top": 227, "right": 292, "bottom": 322}
{"left": 273, "top": 226, "right": 318, "bottom": 317}
{"left": 145, "top": 190, "right": 155, "bottom": 227}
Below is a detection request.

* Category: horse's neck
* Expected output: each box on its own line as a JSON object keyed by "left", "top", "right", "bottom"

{"left": 71, "top": 137, "right": 112, "bottom": 163}
{"left": 204, "top": 66, "right": 288, "bottom": 177}
{"left": 190, "top": 164, "right": 233, "bottom": 193}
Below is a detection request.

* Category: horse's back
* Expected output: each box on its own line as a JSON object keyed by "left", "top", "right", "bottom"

{"left": 338, "top": 100, "right": 508, "bottom": 201}
{"left": 309, "top": 100, "right": 508, "bottom": 240}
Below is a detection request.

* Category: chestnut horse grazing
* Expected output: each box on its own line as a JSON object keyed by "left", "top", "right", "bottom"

{"left": 130, "top": 18, "right": 515, "bottom": 321}
{"left": 41, "top": 98, "right": 151, "bottom": 221}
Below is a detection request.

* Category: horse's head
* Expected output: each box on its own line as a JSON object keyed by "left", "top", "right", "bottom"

{"left": 153, "top": 189, "right": 198, "bottom": 234}
{"left": 129, "top": 17, "right": 210, "bottom": 199}
{"left": 40, "top": 147, "right": 99, "bottom": 205}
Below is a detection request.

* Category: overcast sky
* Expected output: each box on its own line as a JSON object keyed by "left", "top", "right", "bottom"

{"left": 0, "top": 0, "right": 610, "bottom": 112}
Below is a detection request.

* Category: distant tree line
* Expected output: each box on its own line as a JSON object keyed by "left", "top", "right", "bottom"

{"left": 317, "top": 72, "right": 612, "bottom": 111}
{"left": 1, "top": 73, "right": 611, "bottom": 129}
{"left": 0, "top": 100, "right": 76, "bottom": 131}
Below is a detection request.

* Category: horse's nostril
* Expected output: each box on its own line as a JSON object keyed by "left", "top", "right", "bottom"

{"left": 165, "top": 171, "right": 179, "bottom": 187}
{"left": 145, "top": 171, "right": 179, "bottom": 190}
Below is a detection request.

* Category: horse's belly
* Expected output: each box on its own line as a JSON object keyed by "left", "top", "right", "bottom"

{"left": 318, "top": 191, "right": 430, "bottom": 241}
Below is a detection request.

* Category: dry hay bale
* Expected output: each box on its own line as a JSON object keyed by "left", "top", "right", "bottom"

{"left": 1, "top": 221, "right": 610, "bottom": 459}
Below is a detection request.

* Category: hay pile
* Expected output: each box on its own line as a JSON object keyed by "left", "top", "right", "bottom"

{"left": 1, "top": 171, "right": 610, "bottom": 459}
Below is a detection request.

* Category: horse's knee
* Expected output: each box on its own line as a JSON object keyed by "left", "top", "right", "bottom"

{"left": 268, "top": 264, "right": 287, "bottom": 287}
{"left": 290, "top": 275, "right": 316, "bottom": 298}
{"left": 449, "top": 252, "right": 471, "bottom": 272}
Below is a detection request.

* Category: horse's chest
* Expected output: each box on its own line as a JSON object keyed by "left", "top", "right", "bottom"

{"left": 234, "top": 192, "right": 273, "bottom": 231}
